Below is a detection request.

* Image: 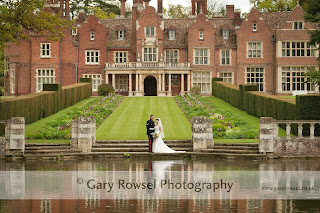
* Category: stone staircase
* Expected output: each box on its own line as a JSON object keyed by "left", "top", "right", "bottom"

{"left": 92, "top": 140, "right": 193, "bottom": 152}
{"left": 202, "top": 143, "right": 267, "bottom": 158}
{"left": 24, "top": 143, "right": 82, "bottom": 157}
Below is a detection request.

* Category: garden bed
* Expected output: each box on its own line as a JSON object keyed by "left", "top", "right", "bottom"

{"left": 26, "top": 95, "right": 124, "bottom": 140}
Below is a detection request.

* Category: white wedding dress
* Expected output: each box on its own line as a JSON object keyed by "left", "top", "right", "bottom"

{"left": 152, "top": 125, "right": 185, "bottom": 153}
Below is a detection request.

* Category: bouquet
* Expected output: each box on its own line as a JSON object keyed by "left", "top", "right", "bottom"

{"left": 153, "top": 133, "right": 158, "bottom": 138}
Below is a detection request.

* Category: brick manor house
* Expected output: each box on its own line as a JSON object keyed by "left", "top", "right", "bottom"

{"left": 4, "top": 0, "right": 319, "bottom": 96}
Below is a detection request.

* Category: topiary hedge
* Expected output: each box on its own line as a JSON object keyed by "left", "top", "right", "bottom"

{"left": 212, "top": 78, "right": 241, "bottom": 109}
{"left": 0, "top": 83, "right": 92, "bottom": 135}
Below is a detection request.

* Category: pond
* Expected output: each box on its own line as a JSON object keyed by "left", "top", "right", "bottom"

{"left": 0, "top": 157, "right": 319, "bottom": 212}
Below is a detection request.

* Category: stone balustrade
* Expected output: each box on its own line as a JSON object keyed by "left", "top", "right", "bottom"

{"left": 259, "top": 117, "right": 320, "bottom": 156}
{"left": 105, "top": 62, "right": 191, "bottom": 69}
{"left": 71, "top": 117, "right": 96, "bottom": 153}
{"left": 191, "top": 116, "right": 214, "bottom": 152}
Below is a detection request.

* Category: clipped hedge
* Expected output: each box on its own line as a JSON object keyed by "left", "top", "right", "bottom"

{"left": 0, "top": 83, "right": 92, "bottom": 135}
{"left": 212, "top": 78, "right": 241, "bottom": 109}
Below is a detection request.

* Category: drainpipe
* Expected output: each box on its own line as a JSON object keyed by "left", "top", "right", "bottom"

{"left": 59, "top": 39, "right": 62, "bottom": 84}
{"left": 271, "top": 35, "right": 276, "bottom": 94}
{"left": 76, "top": 44, "right": 78, "bottom": 83}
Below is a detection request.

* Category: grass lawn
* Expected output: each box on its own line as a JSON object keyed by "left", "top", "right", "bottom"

{"left": 25, "top": 97, "right": 98, "bottom": 136}
{"left": 96, "top": 97, "right": 191, "bottom": 140}
{"left": 0, "top": 96, "right": 15, "bottom": 100}
{"left": 215, "top": 139, "right": 258, "bottom": 143}
{"left": 281, "top": 96, "right": 295, "bottom": 99}
{"left": 205, "top": 96, "right": 287, "bottom": 137}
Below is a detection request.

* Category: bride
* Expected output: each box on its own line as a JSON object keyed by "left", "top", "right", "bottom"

{"left": 152, "top": 118, "right": 185, "bottom": 153}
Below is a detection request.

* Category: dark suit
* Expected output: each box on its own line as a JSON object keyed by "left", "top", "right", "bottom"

{"left": 146, "top": 119, "right": 155, "bottom": 152}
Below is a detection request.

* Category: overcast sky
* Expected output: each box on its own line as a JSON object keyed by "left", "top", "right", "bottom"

{"left": 126, "top": 0, "right": 253, "bottom": 13}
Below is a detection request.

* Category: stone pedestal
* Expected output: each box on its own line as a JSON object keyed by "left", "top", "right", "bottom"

{"left": 135, "top": 92, "right": 143, "bottom": 97}
{"left": 191, "top": 116, "right": 214, "bottom": 152}
{"left": 259, "top": 117, "right": 275, "bottom": 154}
{"left": 5, "top": 117, "right": 25, "bottom": 156}
{"left": 71, "top": 117, "right": 96, "bottom": 153}
{"left": 0, "top": 137, "right": 5, "bottom": 158}
{"left": 158, "top": 92, "right": 166, "bottom": 96}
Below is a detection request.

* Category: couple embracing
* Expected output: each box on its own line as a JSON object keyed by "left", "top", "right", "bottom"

{"left": 146, "top": 115, "right": 185, "bottom": 153}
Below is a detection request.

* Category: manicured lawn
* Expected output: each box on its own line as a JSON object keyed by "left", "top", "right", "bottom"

{"left": 205, "top": 96, "right": 287, "bottom": 137}
{"left": 281, "top": 96, "right": 295, "bottom": 99}
{"left": 96, "top": 97, "right": 191, "bottom": 140}
{"left": 0, "top": 96, "right": 15, "bottom": 100}
{"left": 25, "top": 97, "right": 98, "bottom": 136}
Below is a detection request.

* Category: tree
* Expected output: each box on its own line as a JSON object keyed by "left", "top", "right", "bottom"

{"left": 70, "top": 0, "right": 120, "bottom": 19}
{"left": 163, "top": 4, "right": 191, "bottom": 19}
{"left": 0, "top": 0, "right": 70, "bottom": 49}
{"left": 250, "top": 0, "right": 296, "bottom": 12}
{"left": 304, "top": 0, "right": 320, "bottom": 86}
{"left": 207, "top": 0, "right": 226, "bottom": 18}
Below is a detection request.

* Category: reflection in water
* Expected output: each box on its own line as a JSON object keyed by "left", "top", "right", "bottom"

{"left": 0, "top": 158, "right": 320, "bottom": 212}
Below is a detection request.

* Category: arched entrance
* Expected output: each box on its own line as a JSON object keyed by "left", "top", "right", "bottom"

{"left": 144, "top": 76, "right": 157, "bottom": 96}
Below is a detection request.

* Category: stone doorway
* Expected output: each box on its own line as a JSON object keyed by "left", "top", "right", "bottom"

{"left": 144, "top": 76, "right": 157, "bottom": 96}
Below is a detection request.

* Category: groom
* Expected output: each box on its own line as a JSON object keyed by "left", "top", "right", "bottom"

{"left": 146, "top": 115, "right": 155, "bottom": 153}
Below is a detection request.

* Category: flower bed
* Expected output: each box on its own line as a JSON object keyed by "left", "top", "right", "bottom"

{"left": 27, "top": 95, "right": 124, "bottom": 139}
{"left": 175, "top": 94, "right": 258, "bottom": 139}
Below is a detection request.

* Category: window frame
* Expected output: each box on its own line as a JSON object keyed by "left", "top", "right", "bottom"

{"left": 220, "top": 49, "right": 231, "bottom": 65}
{"left": 114, "top": 51, "right": 128, "bottom": 63}
{"left": 293, "top": 22, "right": 303, "bottom": 30}
{"left": 218, "top": 72, "right": 234, "bottom": 84}
{"left": 85, "top": 50, "right": 100, "bottom": 65}
{"left": 222, "top": 29, "right": 229, "bottom": 39}
{"left": 40, "top": 43, "right": 51, "bottom": 58}
{"left": 10, "top": 69, "right": 15, "bottom": 94}
{"left": 4, "top": 57, "right": 9, "bottom": 71}
{"left": 143, "top": 47, "right": 157, "bottom": 62}
{"left": 199, "top": 31, "right": 204, "bottom": 40}
{"left": 165, "top": 50, "right": 179, "bottom": 63}
{"left": 245, "top": 67, "right": 265, "bottom": 91}
{"left": 192, "top": 72, "right": 211, "bottom": 92}
{"left": 281, "top": 41, "right": 317, "bottom": 57}
{"left": 253, "top": 23, "right": 257, "bottom": 32}
{"left": 247, "top": 42, "right": 262, "bottom": 58}
{"left": 36, "top": 68, "right": 55, "bottom": 92}
{"left": 90, "top": 31, "right": 95, "bottom": 41}
{"left": 145, "top": 27, "right": 155, "bottom": 37}
{"left": 83, "top": 74, "right": 102, "bottom": 91}
{"left": 168, "top": 30, "right": 176, "bottom": 40}
{"left": 118, "top": 30, "right": 125, "bottom": 40}
{"left": 194, "top": 48, "right": 209, "bottom": 65}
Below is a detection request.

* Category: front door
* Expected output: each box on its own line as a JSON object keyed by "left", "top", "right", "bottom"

{"left": 144, "top": 76, "right": 157, "bottom": 96}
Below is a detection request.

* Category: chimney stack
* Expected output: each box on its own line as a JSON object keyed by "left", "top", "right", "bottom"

{"left": 226, "top": 5, "right": 235, "bottom": 19}
{"left": 78, "top": 9, "right": 86, "bottom": 24}
{"left": 157, "top": 0, "right": 163, "bottom": 16}
{"left": 65, "top": 0, "right": 70, "bottom": 20}
{"left": 60, "top": 0, "right": 64, "bottom": 17}
{"left": 120, "top": 0, "right": 126, "bottom": 17}
{"left": 144, "top": 0, "right": 150, "bottom": 7}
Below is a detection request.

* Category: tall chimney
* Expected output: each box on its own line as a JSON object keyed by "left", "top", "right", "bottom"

{"left": 144, "top": 0, "right": 150, "bottom": 8}
{"left": 120, "top": 0, "right": 126, "bottom": 17}
{"left": 65, "top": 0, "right": 70, "bottom": 20}
{"left": 200, "top": 0, "right": 207, "bottom": 15}
{"left": 191, "top": 0, "right": 196, "bottom": 16}
{"left": 157, "top": 0, "right": 163, "bottom": 16}
{"left": 226, "top": 5, "right": 235, "bottom": 19}
{"left": 60, "top": 0, "right": 64, "bottom": 17}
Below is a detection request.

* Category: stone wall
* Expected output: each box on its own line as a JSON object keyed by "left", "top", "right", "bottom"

{"left": 274, "top": 138, "right": 320, "bottom": 156}
{"left": 0, "top": 137, "right": 5, "bottom": 158}
{"left": 191, "top": 116, "right": 214, "bottom": 152}
{"left": 71, "top": 117, "right": 96, "bottom": 153}
{"left": 5, "top": 117, "right": 25, "bottom": 156}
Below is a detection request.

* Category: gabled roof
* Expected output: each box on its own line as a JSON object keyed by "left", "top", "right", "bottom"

{"left": 261, "top": 12, "right": 291, "bottom": 30}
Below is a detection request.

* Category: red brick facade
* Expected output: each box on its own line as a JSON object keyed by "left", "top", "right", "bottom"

{"left": 4, "top": 1, "right": 319, "bottom": 96}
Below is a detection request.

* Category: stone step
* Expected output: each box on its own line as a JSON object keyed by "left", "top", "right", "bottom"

{"left": 25, "top": 143, "right": 70, "bottom": 147}
{"left": 95, "top": 140, "right": 192, "bottom": 144}
{"left": 202, "top": 148, "right": 259, "bottom": 154}
{"left": 91, "top": 147, "right": 193, "bottom": 152}
{"left": 24, "top": 149, "right": 82, "bottom": 154}
{"left": 215, "top": 143, "right": 259, "bottom": 147}
{"left": 193, "top": 152, "right": 268, "bottom": 158}
{"left": 26, "top": 146, "right": 71, "bottom": 150}
{"left": 213, "top": 146, "right": 259, "bottom": 150}
{"left": 92, "top": 143, "right": 192, "bottom": 148}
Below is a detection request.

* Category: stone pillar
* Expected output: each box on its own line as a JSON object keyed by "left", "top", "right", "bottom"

{"left": 187, "top": 73, "right": 191, "bottom": 92}
{"left": 181, "top": 74, "right": 185, "bottom": 94}
{"left": 135, "top": 74, "right": 138, "bottom": 92}
{"left": 71, "top": 117, "right": 96, "bottom": 153}
{"left": 112, "top": 74, "right": 116, "bottom": 90}
{"left": 259, "top": 117, "right": 274, "bottom": 154}
{"left": 0, "top": 137, "right": 5, "bottom": 158}
{"left": 158, "top": 73, "right": 161, "bottom": 92}
{"left": 139, "top": 74, "right": 142, "bottom": 92}
{"left": 168, "top": 73, "right": 172, "bottom": 96}
{"left": 105, "top": 73, "right": 109, "bottom": 84}
{"left": 129, "top": 74, "right": 133, "bottom": 96}
{"left": 5, "top": 117, "right": 25, "bottom": 156}
{"left": 191, "top": 116, "right": 214, "bottom": 152}
{"left": 162, "top": 73, "right": 165, "bottom": 91}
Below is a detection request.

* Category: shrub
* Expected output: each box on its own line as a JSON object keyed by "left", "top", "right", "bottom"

{"left": 190, "top": 87, "right": 201, "bottom": 95}
{"left": 98, "top": 84, "right": 115, "bottom": 96}
{"left": 0, "top": 89, "right": 2, "bottom": 96}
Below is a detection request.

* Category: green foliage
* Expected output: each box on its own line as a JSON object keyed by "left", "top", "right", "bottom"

{"left": 304, "top": 67, "right": 320, "bottom": 86}
{"left": 43, "top": 84, "right": 62, "bottom": 91}
{"left": 190, "top": 86, "right": 201, "bottom": 95}
{"left": 0, "top": 83, "right": 92, "bottom": 135}
{"left": 0, "top": 89, "right": 2, "bottom": 96}
{"left": 164, "top": 4, "right": 191, "bottom": 18}
{"left": 80, "top": 78, "right": 92, "bottom": 83}
{"left": 70, "top": 0, "right": 120, "bottom": 19}
{"left": 251, "top": 0, "right": 297, "bottom": 12}
{"left": 98, "top": 84, "right": 115, "bottom": 96}
{"left": 27, "top": 95, "right": 123, "bottom": 139}
{"left": 0, "top": 0, "right": 71, "bottom": 49}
